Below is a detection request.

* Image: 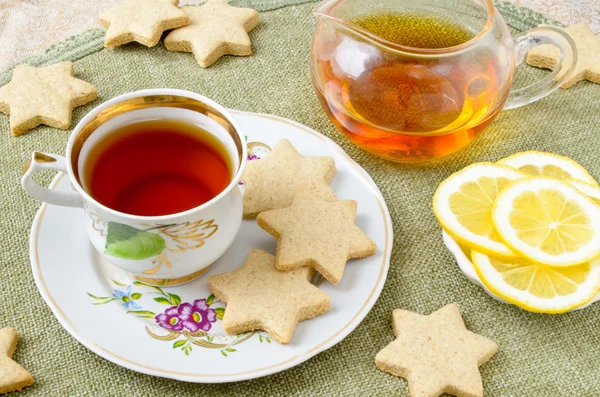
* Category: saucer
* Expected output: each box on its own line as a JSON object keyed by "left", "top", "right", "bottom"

{"left": 443, "top": 231, "right": 600, "bottom": 312}
{"left": 29, "top": 110, "right": 393, "bottom": 383}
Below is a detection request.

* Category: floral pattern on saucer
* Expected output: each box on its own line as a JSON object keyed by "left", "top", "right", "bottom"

{"left": 88, "top": 280, "right": 271, "bottom": 356}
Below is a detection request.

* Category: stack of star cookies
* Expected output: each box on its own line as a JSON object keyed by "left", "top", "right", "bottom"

{"left": 100, "top": 0, "right": 260, "bottom": 68}
{"left": 209, "top": 139, "right": 377, "bottom": 343}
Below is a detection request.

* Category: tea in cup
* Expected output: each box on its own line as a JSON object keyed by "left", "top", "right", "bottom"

{"left": 22, "top": 89, "right": 247, "bottom": 286}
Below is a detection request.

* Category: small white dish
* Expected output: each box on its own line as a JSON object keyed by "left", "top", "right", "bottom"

{"left": 443, "top": 231, "right": 600, "bottom": 311}
{"left": 30, "top": 110, "right": 393, "bottom": 383}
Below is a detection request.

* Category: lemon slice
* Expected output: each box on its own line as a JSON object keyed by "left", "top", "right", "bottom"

{"left": 433, "top": 163, "right": 526, "bottom": 257}
{"left": 492, "top": 177, "right": 600, "bottom": 266}
{"left": 498, "top": 151, "right": 597, "bottom": 185}
{"left": 568, "top": 180, "right": 600, "bottom": 206}
{"left": 471, "top": 251, "right": 600, "bottom": 313}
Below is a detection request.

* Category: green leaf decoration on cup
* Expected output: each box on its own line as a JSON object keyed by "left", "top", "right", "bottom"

{"left": 104, "top": 222, "right": 166, "bottom": 260}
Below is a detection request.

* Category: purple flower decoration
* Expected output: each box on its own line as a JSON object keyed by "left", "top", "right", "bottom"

{"left": 178, "top": 299, "right": 217, "bottom": 332}
{"left": 112, "top": 285, "right": 141, "bottom": 310}
{"left": 155, "top": 306, "right": 184, "bottom": 331}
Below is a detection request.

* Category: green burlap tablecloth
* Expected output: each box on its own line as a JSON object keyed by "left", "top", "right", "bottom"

{"left": 1, "top": 1, "right": 599, "bottom": 395}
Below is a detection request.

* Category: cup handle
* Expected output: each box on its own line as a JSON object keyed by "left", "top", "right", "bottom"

{"left": 504, "top": 26, "right": 577, "bottom": 110}
{"left": 21, "top": 152, "right": 84, "bottom": 208}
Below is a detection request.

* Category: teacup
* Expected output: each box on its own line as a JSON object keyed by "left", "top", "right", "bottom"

{"left": 21, "top": 89, "right": 247, "bottom": 286}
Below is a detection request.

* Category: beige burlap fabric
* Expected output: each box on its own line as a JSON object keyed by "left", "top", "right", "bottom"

{"left": 1, "top": 1, "right": 599, "bottom": 395}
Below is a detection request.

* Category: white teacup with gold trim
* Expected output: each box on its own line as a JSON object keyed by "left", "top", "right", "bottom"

{"left": 22, "top": 89, "right": 247, "bottom": 286}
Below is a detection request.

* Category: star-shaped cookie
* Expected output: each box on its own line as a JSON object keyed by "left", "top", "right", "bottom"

{"left": 526, "top": 22, "right": 600, "bottom": 88}
{"left": 375, "top": 304, "right": 498, "bottom": 397}
{"left": 100, "top": 0, "right": 189, "bottom": 47}
{"left": 257, "top": 193, "right": 376, "bottom": 284}
{"left": 0, "top": 62, "right": 97, "bottom": 136}
{"left": 164, "top": 0, "right": 259, "bottom": 67}
{"left": 0, "top": 328, "right": 34, "bottom": 394}
{"left": 209, "top": 249, "right": 330, "bottom": 344}
{"left": 241, "top": 139, "right": 337, "bottom": 218}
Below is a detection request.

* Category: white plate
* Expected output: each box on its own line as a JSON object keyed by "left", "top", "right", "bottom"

{"left": 30, "top": 110, "right": 393, "bottom": 383}
{"left": 443, "top": 231, "right": 600, "bottom": 311}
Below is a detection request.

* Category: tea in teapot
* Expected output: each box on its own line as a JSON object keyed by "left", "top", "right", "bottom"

{"left": 310, "top": 0, "right": 576, "bottom": 162}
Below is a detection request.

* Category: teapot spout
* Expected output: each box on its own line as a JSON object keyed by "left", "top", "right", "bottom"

{"left": 313, "top": 0, "right": 374, "bottom": 43}
{"left": 313, "top": 0, "right": 344, "bottom": 18}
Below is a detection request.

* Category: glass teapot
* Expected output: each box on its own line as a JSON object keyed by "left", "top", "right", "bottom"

{"left": 310, "top": 0, "right": 576, "bottom": 162}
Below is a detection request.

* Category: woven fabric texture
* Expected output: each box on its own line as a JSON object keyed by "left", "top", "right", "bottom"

{"left": 1, "top": 1, "right": 599, "bottom": 395}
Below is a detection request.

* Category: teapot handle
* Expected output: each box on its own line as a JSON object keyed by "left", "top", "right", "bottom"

{"left": 504, "top": 26, "right": 577, "bottom": 110}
